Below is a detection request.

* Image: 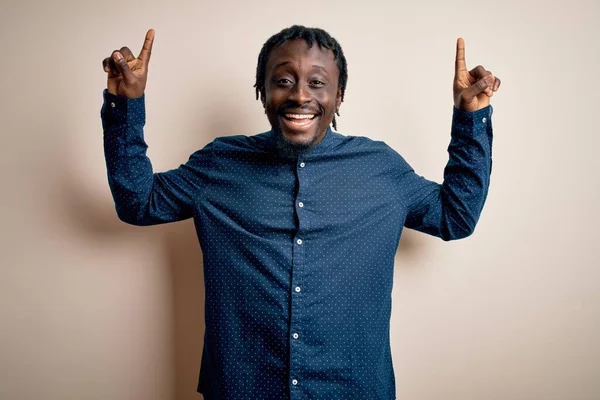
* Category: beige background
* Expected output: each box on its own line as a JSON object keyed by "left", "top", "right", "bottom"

{"left": 1, "top": 0, "right": 599, "bottom": 399}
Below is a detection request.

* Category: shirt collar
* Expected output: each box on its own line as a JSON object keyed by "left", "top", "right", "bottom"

{"left": 263, "top": 127, "right": 339, "bottom": 158}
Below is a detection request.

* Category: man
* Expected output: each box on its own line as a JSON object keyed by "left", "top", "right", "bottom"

{"left": 101, "top": 25, "right": 500, "bottom": 400}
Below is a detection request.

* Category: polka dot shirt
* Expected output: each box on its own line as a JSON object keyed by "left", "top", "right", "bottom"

{"left": 101, "top": 90, "right": 493, "bottom": 400}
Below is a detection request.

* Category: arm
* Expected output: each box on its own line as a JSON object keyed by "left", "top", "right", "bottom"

{"left": 101, "top": 90, "right": 211, "bottom": 226}
{"left": 403, "top": 37, "right": 500, "bottom": 240}
{"left": 403, "top": 105, "right": 493, "bottom": 240}
{"left": 100, "top": 29, "right": 210, "bottom": 226}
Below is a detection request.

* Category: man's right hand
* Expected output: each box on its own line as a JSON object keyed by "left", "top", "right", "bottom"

{"left": 102, "top": 29, "right": 155, "bottom": 98}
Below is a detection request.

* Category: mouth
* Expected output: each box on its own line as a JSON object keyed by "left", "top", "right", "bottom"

{"left": 280, "top": 113, "right": 319, "bottom": 129}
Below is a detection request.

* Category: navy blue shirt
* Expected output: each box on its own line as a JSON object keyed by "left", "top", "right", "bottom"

{"left": 101, "top": 90, "right": 493, "bottom": 400}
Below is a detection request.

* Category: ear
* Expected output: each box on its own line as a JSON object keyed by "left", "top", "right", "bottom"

{"left": 335, "top": 88, "right": 342, "bottom": 113}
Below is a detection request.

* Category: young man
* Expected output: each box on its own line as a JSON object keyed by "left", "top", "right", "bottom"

{"left": 101, "top": 25, "right": 500, "bottom": 400}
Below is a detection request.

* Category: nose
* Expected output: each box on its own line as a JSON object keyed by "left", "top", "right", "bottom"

{"left": 289, "top": 81, "right": 311, "bottom": 104}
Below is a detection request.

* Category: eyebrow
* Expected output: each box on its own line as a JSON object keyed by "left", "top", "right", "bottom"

{"left": 273, "top": 61, "right": 328, "bottom": 73}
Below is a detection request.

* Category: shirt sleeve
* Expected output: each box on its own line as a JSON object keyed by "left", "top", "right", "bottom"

{"left": 402, "top": 105, "right": 494, "bottom": 241}
{"left": 101, "top": 90, "right": 212, "bottom": 226}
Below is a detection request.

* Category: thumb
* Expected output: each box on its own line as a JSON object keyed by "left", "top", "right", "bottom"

{"left": 113, "top": 51, "right": 134, "bottom": 83}
{"left": 461, "top": 75, "right": 494, "bottom": 103}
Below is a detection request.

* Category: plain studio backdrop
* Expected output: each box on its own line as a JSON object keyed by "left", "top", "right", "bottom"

{"left": 1, "top": 0, "right": 598, "bottom": 399}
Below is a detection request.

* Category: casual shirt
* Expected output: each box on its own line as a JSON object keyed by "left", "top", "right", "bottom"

{"left": 101, "top": 89, "right": 493, "bottom": 400}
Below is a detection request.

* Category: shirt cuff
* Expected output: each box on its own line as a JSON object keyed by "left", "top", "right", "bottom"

{"left": 101, "top": 89, "right": 146, "bottom": 129}
{"left": 451, "top": 105, "right": 493, "bottom": 138}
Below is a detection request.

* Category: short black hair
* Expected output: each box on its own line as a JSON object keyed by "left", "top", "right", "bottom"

{"left": 254, "top": 25, "right": 348, "bottom": 130}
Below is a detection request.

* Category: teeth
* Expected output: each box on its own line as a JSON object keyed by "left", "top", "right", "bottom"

{"left": 285, "top": 114, "right": 315, "bottom": 120}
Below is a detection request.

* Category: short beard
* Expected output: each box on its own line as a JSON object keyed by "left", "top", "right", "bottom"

{"left": 275, "top": 132, "right": 313, "bottom": 159}
{"left": 267, "top": 102, "right": 326, "bottom": 159}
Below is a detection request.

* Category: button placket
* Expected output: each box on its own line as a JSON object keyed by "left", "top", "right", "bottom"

{"left": 289, "top": 157, "right": 309, "bottom": 395}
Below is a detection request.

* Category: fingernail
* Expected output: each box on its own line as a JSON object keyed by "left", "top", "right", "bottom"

{"left": 115, "top": 52, "right": 123, "bottom": 60}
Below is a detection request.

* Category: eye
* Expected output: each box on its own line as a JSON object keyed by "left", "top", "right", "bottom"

{"left": 311, "top": 80, "right": 325, "bottom": 86}
{"left": 276, "top": 78, "right": 293, "bottom": 85}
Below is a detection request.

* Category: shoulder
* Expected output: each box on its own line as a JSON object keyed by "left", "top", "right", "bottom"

{"left": 184, "top": 132, "right": 276, "bottom": 167}
{"left": 331, "top": 131, "right": 407, "bottom": 162}
{"left": 329, "top": 131, "right": 415, "bottom": 177}
{"left": 210, "top": 131, "right": 274, "bottom": 154}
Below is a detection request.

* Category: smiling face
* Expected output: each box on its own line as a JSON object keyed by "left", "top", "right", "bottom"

{"left": 262, "top": 39, "right": 342, "bottom": 152}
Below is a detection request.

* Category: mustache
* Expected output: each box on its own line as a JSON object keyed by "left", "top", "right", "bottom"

{"left": 277, "top": 102, "right": 323, "bottom": 115}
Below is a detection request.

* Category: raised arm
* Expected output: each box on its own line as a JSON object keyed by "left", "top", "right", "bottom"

{"left": 101, "top": 30, "right": 210, "bottom": 226}
{"left": 403, "top": 38, "right": 501, "bottom": 240}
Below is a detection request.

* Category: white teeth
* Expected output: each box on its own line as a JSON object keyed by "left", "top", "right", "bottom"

{"left": 285, "top": 114, "right": 315, "bottom": 119}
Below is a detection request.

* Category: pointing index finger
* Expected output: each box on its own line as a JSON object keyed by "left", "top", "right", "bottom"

{"left": 455, "top": 37, "right": 467, "bottom": 75}
{"left": 139, "top": 29, "right": 155, "bottom": 68}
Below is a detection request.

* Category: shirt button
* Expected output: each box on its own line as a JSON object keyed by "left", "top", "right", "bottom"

{"left": 299, "top": 162, "right": 305, "bottom": 168}
{"left": 293, "top": 333, "right": 299, "bottom": 339}
{"left": 482, "top": 117, "right": 487, "bottom": 123}
{"left": 295, "top": 286, "right": 301, "bottom": 293}
{"left": 110, "top": 102, "right": 116, "bottom": 108}
{"left": 296, "top": 239, "right": 303, "bottom": 245}
{"left": 298, "top": 202, "right": 304, "bottom": 208}
{"left": 292, "top": 379, "right": 298, "bottom": 386}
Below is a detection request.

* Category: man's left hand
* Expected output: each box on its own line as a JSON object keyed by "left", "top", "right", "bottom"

{"left": 453, "top": 38, "right": 501, "bottom": 111}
